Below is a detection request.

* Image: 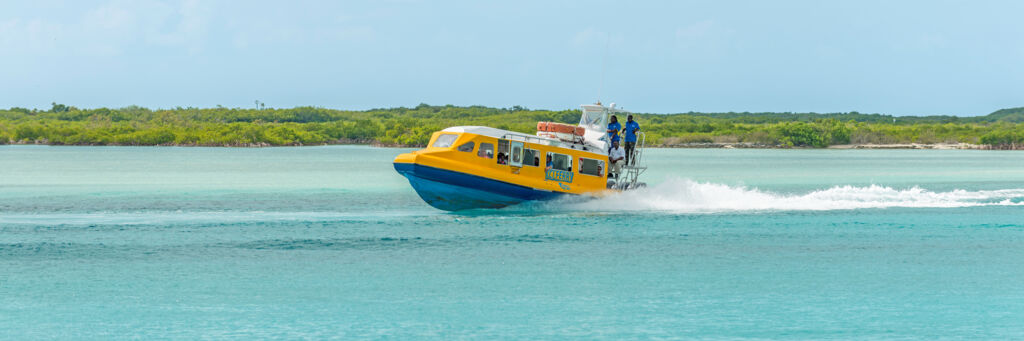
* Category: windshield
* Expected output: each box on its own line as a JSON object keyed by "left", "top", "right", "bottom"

{"left": 431, "top": 134, "right": 458, "bottom": 148}
{"left": 579, "top": 109, "right": 606, "bottom": 132}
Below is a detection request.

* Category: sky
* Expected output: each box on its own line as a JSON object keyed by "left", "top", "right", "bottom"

{"left": 1, "top": 0, "right": 1022, "bottom": 116}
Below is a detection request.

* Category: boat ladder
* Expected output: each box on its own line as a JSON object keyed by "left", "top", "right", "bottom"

{"left": 614, "top": 132, "right": 647, "bottom": 190}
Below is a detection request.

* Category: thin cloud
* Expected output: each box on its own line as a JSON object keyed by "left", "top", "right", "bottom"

{"left": 0, "top": 0, "right": 212, "bottom": 57}
{"left": 571, "top": 27, "right": 624, "bottom": 49}
{"left": 675, "top": 20, "right": 715, "bottom": 40}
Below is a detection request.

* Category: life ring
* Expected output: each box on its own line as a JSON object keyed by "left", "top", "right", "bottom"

{"left": 537, "top": 122, "right": 585, "bottom": 136}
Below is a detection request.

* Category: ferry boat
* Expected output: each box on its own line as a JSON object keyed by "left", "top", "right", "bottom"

{"left": 393, "top": 102, "right": 646, "bottom": 211}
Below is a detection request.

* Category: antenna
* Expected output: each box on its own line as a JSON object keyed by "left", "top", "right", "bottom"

{"left": 598, "top": 34, "right": 610, "bottom": 104}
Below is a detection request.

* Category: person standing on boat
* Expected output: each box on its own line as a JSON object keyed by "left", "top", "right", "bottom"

{"left": 608, "top": 140, "right": 625, "bottom": 179}
{"left": 606, "top": 115, "right": 622, "bottom": 152}
{"left": 622, "top": 114, "right": 641, "bottom": 165}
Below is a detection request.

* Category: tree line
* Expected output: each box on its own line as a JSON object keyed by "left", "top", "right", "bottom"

{"left": 1, "top": 103, "right": 1022, "bottom": 148}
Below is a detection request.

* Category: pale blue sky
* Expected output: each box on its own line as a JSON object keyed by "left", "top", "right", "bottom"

{"left": 1, "top": 0, "right": 1022, "bottom": 115}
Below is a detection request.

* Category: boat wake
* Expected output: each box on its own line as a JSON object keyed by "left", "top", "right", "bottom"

{"left": 549, "top": 178, "right": 1024, "bottom": 213}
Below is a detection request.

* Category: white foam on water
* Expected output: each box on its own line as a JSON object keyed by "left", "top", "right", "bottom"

{"left": 557, "top": 178, "right": 1024, "bottom": 213}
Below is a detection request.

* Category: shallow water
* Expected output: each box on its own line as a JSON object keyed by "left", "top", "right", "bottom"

{"left": 2, "top": 145, "right": 1023, "bottom": 339}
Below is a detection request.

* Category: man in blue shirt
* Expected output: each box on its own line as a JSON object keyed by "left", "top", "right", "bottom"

{"left": 622, "top": 114, "right": 641, "bottom": 165}
{"left": 606, "top": 115, "right": 621, "bottom": 152}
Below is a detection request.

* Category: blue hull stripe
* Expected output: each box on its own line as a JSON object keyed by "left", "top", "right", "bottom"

{"left": 394, "top": 162, "right": 565, "bottom": 211}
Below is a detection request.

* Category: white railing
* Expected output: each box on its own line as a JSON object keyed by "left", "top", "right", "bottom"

{"left": 501, "top": 132, "right": 555, "bottom": 146}
{"left": 629, "top": 132, "right": 646, "bottom": 166}
{"left": 615, "top": 132, "right": 647, "bottom": 190}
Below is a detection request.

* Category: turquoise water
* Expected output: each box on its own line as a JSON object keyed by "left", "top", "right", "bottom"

{"left": 2, "top": 145, "right": 1023, "bottom": 339}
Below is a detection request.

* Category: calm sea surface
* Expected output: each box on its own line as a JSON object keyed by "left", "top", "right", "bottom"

{"left": 2, "top": 145, "right": 1023, "bottom": 339}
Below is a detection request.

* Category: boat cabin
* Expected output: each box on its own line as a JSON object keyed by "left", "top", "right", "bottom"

{"left": 419, "top": 126, "right": 611, "bottom": 195}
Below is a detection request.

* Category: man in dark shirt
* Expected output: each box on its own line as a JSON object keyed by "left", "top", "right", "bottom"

{"left": 622, "top": 114, "right": 641, "bottom": 165}
{"left": 606, "top": 115, "right": 621, "bottom": 152}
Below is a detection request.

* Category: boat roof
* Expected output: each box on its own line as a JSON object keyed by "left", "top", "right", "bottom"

{"left": 581, "top": 104, "right": 630, "bottom": 114}
{"left": 442, "top": 126, "right": 605, "bottom": 155}
{"left": 441, "top": 126, "right": 518, "bottom": 139}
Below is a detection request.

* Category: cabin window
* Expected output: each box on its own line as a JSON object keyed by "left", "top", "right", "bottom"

{"left": 579, "top": 158, "right": 604, "bottom": 177}
{"left": 546, "top": 152, "right": 571, "bottom": 172}
{"left": 431, "top": 134, "right": 458, "bottom": 148}
{"left": 496, "top": 140, "right": 510, "bottom": 165}
{"left": 522, "top": 149, "right": 539, "bottom": 167}
{"left": 477, "top": 142, "right": 494, "bottom": 159}
{"left": 509, "top": 142, "right": 523, "bottom": 166}
{"left": 457, "top": 141, "right": 474, "bottom": 152}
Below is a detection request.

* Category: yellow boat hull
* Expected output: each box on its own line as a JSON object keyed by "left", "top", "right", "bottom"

{"left": 394, "top": 129, "right": 611, "bottom": 211}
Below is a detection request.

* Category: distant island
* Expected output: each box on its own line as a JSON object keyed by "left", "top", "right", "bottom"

{"left": 2, "top": 103, "right": 1023, "bottom": 149}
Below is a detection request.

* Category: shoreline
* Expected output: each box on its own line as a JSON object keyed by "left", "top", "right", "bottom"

{"left": 0, "top": 138, "right": 413, "bottom": 148}
{"left": 3, "top": 140, "right": 1020, "bottom": 150}
{"left": 658, "top": 142, "right": 988, "bottom": 150}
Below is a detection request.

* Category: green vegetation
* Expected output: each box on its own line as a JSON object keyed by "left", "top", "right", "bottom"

{"left": 1, "top": 102, "right": 1023, "bottom": 148}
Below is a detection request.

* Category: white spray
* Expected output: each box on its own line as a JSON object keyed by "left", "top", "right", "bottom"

{"left": 557, "top": 178, "right": 1024, "bottom": 213}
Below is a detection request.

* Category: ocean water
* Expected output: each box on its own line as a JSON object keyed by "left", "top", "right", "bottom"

{"left": 2, "top": 145, "right": 1023, "bottom": 339}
